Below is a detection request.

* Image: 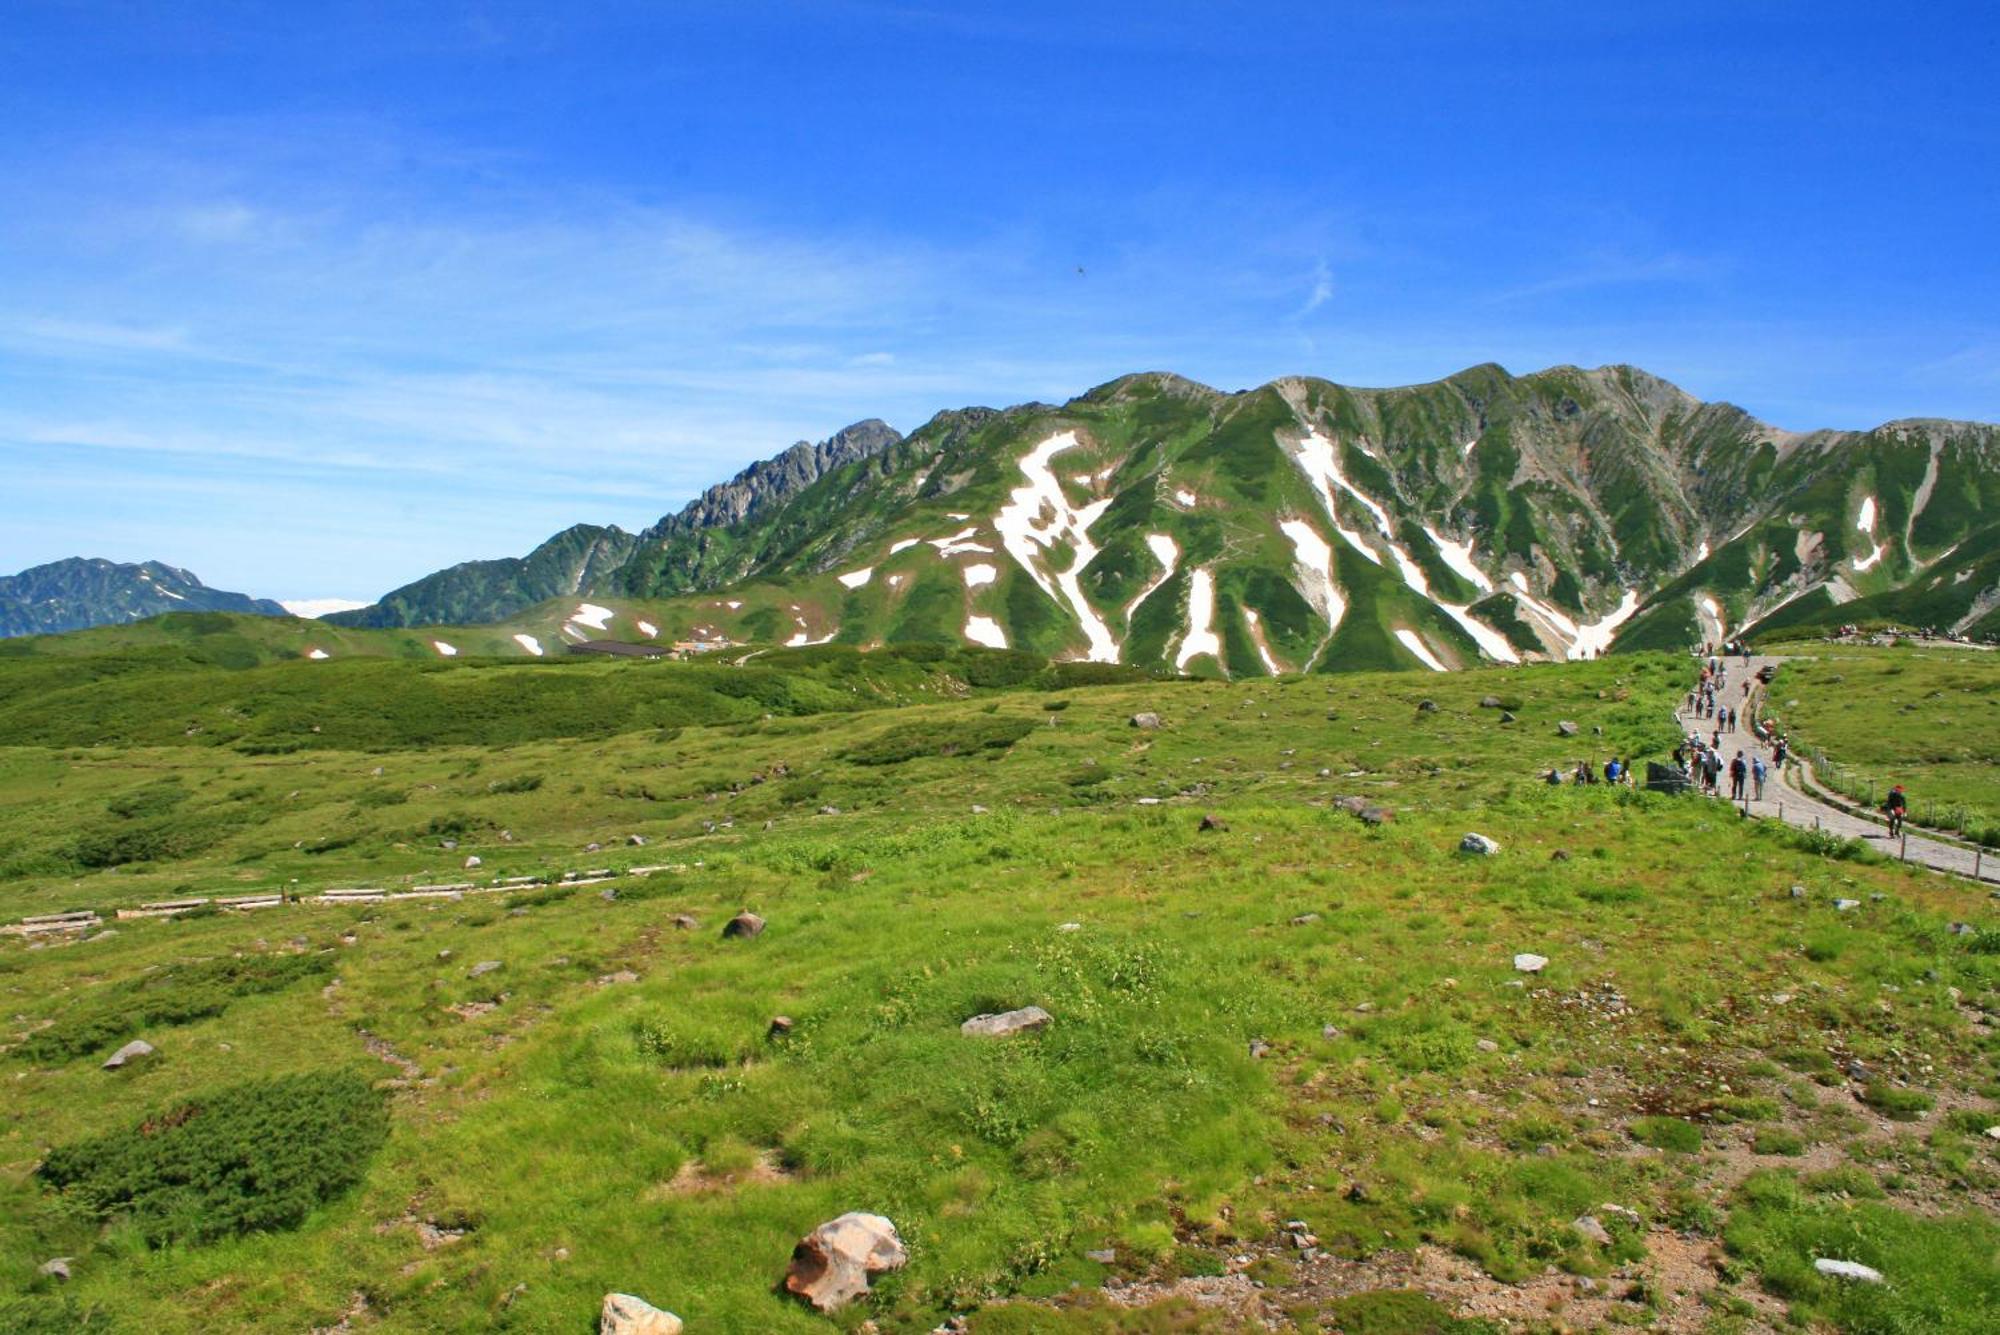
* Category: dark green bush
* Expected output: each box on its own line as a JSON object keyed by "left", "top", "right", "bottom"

{"left": 36, "top": 1071, "right": 388, "bottom": 1245}
{"left": 843, "top": 716, "right": 1038, "bottom": 765}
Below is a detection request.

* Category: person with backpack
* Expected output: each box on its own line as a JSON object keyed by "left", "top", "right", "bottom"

{"left": 1883, "top": 784, "right": 1907, "bottom": 837}
{"left": 1751, "top": 754, "right": 1767, "bottom": 800}
{"left": 1728, "top": 751, "right": 1748, "bottom": 801}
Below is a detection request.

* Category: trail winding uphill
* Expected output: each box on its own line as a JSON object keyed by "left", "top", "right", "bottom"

{"left": 1677, "top": 655, "right": 1999, "bottom": 887}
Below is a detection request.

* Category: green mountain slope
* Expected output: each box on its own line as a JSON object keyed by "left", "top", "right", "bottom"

{"left": 324, "top": 523, "right": 640, "bottom": 629}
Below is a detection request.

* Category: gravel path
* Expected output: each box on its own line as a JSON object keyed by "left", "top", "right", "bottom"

{"left": 1677, "top": 655, "right": 2000, "bottom": 887}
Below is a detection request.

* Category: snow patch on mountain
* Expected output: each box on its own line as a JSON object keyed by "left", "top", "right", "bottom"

{"left": 1570, "top": 589, "right": 1643, "bottom": 658}
{"left": 513, "top": 633, "right": 543, "bottom": 656}
{"left": 1242, "top": 607, "right": 1282, "bottom": 675}
{"left": 964, "top": 615, "right": 1008, "bottom": 648}
{"left": 1174, "top": 568, "right": 1221, "bottom": 670}
{"left": 1852, "top": 494, "right": 1885, "bottom": 571}
{"left": 995, "top": 431, "right": 1120, "bottom": 662}
{"left": 280, "top": 598, "right": 369, "bottom": 619}
{"left": 572, "top": 603, "right": 615, "bottom": 630}
{"left": 1279, "top": 519, "right": 1345, "bottom": 636}
{"left": 1394, "top": 629, "right": 1446, "bottom": 672}
{"left": 1422, "top": 526, "right": 1494, "bottom": 595}
{"left": 837, "top": 567, "right": 873, "bottom": 589}
{"left": 963, "top": 562, "right": 997, "bottom": 588}
{"left": 432, "top": 640, "right": 457, "bottom": 656}
{"left": 1125, "top": 533, "right": 1180, "bottom": 619}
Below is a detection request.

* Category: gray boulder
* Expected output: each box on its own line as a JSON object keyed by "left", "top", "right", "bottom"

{"left": 1557, "top": 720, "right": 1579, "bottom": 737}
{"left": 1460, "top": 832, "right": 1501, "bottom": 856}
{"left": 961, "top": 1006, "right": 1053, "bottom": 1038}
{"left": 102, "top": 1040, "right": 155, "bottom": 1070}
{"left": 1129, "top": 712, "right": 1162, "bottom": 729}
{"left": 469, "top": 960, "right": 503, "bottom": 978}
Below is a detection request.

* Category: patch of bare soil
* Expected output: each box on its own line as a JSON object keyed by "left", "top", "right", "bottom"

{"left": 648, "top": 1149, "right": 796, "bottom": 1198}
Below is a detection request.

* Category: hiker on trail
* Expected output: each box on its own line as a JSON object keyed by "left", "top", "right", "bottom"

{"left": 1575, "top": 759, "right": 1595, "bottom": 785}
{"left": 1729, "top": 751, "right": 1748, "bottom": 801}
{"left": 1704, "top": 750, "right": 1723, "bottom": 794}
{"left": 1604, "top": 757, "right": 1620, "bottom": 784}
{"left": 1751, "top": 754, "right": 1767, "bottom": 800}
{"left": 1884, "top": 784, "right": 1907, "bottom": 837}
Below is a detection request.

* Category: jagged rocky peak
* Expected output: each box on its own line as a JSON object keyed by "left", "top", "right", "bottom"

{"left": 650, "top": 419, "right": 905, "bottom": 535}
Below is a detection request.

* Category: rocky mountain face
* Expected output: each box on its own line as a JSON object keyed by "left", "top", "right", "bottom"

{"left": 0, "top": 559, "right": 286, "bottom": 638}
{"left": 322, "top": 363, "right": 2000, "bottom": 673}
{"left": 333, "top": 420, "right": 905, "bottom": 628}
{"left": 325, "top": 524, "right": 640, "bottom": 630}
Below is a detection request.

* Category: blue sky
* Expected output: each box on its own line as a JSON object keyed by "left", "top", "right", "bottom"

{"left": 3, "top": 2, "right": 1996, "bottom": 602}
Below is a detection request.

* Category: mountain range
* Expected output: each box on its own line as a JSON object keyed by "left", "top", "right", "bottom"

{"left": 308, "top": 362, "right": 2000, "bottom": 672}
{"left": 12, "top": 364, "right": 2000, "bottom": 669}
{"left": 0, "top": 559, "right": 285, "bottom": 639}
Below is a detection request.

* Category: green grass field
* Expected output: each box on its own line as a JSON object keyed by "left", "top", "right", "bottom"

{"left": 0, "top": 645, "right": 1994, "bottom": 1333}
{"left": 1760, "top": 642, "right": 2000, "bottom": 842}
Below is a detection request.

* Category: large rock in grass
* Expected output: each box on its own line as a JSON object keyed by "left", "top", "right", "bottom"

{"left": 1129, "top": 712, "right": 1162, "bottom": 730}
{"left": 784, "top": 1212, "right": 908, "bottom": 1312}
{"left": 600, "top": 1292, "right": 683, "bottom": 1334}
{"left": 722, "top": 912, "right": 765, "bottom": 939}
{"left": 1813, "top": 1258, "right": 1883, "bottom": 1284}
{"left": 961, "top": 1006, "right": 1053, "bottom": 1038}
{"left": 102, "top": 1040, "right": 154, "bottom": 1070}
{"left": 1557, "top": 720, "right": 1579, "bottom": 737}
{"left": 1460, "top": 833, "right": 1500, "bottom": 856}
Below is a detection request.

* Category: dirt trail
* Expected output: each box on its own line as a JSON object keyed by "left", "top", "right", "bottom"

{"left": 1677, "top": 654, "right": 1999, "bottom": 887}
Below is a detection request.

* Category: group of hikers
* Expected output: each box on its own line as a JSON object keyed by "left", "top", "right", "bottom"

{"left": 1675, "top": 645, "right": 1911, "bottom": 834}
{"left": 1544, "top": 756, "right": 1635, "bottom": 787}
{"left": 1530, "top": 639, "right": 1917, "bottom": 836}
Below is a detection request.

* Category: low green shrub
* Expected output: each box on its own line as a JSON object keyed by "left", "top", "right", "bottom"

{"left": 36, "top": 1071, "right": 388, "bottom": 1246}
{"left": 843, "top": 716, "right": 1038, "bottom": 765}
{"left": 1630, "top": 1116, "right": 1702, "bottom": 1153}
{"left": 1858, "top": 1083, "right": 1933, "bottom": 1120}
{"left": 15, "top": 951, "right": 334, "bottom": 1064}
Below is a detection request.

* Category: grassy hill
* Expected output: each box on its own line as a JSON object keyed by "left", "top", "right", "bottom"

{"left": 0, "top": 646, "right": 1994, "bottom": 1332}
